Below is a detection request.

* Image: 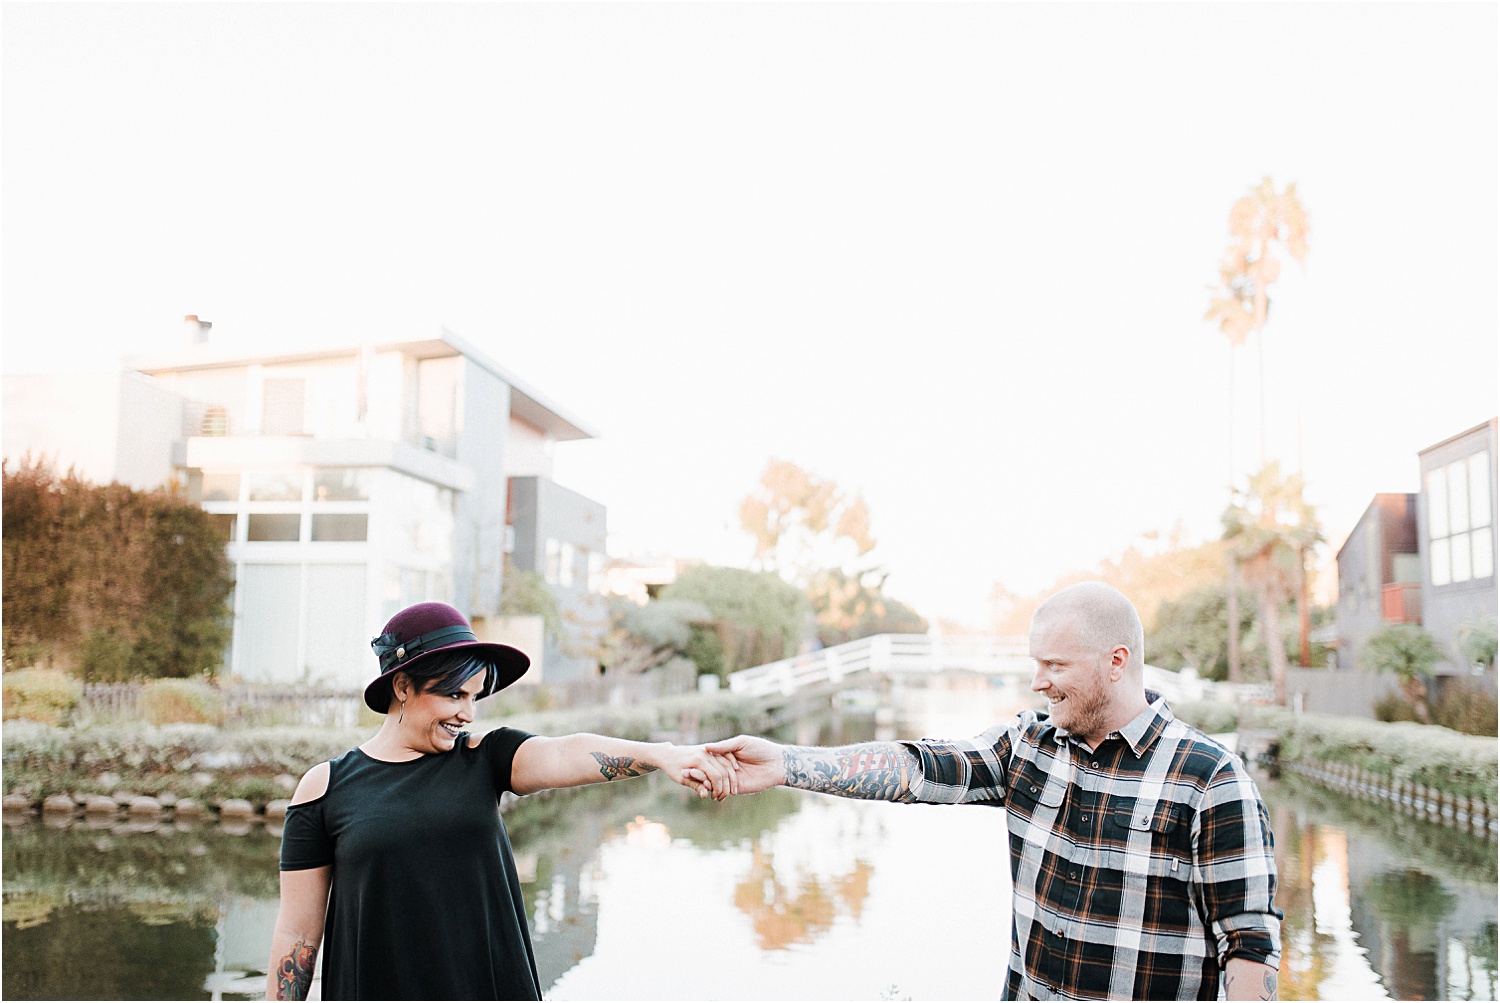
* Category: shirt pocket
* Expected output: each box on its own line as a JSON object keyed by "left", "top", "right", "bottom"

{"left": 1106, "top": 801, "right": 1190, "bottom": 879}
{"left": 1006, "top": 760, "right": 1066, "bottom": 840}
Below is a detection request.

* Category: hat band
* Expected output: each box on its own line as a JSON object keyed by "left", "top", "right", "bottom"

{"left": 371, "top": 625, "right": 478, "bottom": 673}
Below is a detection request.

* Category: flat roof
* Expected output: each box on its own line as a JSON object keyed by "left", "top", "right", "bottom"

{"left": 1417, "top": 417, "right": 1497, "bottom": 457}
{"left": 125, "top": 327, "right": 599, "bottom": 442}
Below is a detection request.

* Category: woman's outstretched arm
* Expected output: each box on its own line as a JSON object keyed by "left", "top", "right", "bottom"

{"left": 508, "top": 733, "right": 738, "bottom": 799}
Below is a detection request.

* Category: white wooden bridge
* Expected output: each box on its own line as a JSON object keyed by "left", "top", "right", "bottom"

{"left": 726, "top": 632, "right": 1233, "bottom": 706}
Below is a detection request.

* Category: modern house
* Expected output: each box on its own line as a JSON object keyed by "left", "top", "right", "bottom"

{"left": 1334, "top": 418, "right": 1497, "bottom": 691}
{"left": 3, "top": 319, "right": 608, "bottom": 688}
{"left": 1416, "top": 419, "right": 1497, "bottom": 676}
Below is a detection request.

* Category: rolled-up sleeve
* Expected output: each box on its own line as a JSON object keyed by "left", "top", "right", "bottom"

{"left": 1192, "top": 760, "right": 1282, "bottom": 968}
{"left": 897, "top": 722, "right": 1018, "bottom": 806}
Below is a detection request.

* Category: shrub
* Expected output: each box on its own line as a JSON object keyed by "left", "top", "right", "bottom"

{"left": 140, "top": 678, "right": 225, "bottom": 726}
{"left": 1171, "top": 700, "right": 1241, "bottom": 735}
{"left": 1431, "top": 680, "right": 1498, "bottom": 737}
{"left": 1374, "top": 691, "right": 1422, "bottom": 724}
{"left": 1246, "top": 706, "right": 1498, "bottom": 800}
{"left": 2, "top": 668, "right": 84, "bottom": 725}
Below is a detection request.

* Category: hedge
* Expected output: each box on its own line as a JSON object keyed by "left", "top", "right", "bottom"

{"left": 1174, "top": 701, "right": 1498, "bottom": 802}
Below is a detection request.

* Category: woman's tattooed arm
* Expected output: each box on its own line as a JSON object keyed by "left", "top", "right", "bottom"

{"left": 781, "top": 743, "right": 917, "bottom": 800}
{"left": 274, "top": 940, "right": 317, "bottom": 1001}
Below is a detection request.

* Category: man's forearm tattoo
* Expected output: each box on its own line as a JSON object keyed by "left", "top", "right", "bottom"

{"left": 782, "top": 743, "right": 914, "bottom": 800}
{"left": 1224, "top": 966, "right": 1277, "bottom": 1001}
{"left": 591, "top": 752, "right": 658, "bottom": 781}
{"left": 275, "top": 940, "right": 317, "bottom": 1000}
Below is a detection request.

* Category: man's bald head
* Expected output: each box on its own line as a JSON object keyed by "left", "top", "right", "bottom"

{"left": 1031, "top": 582, "right": 1145, "bottom": 674}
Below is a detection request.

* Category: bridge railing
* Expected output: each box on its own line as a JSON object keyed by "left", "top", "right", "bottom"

{"left": 728, "top": 633, "right": 1262, "bottom": 706}
{"left": 727, "top": 634, "right": 1031, "bottom": 697}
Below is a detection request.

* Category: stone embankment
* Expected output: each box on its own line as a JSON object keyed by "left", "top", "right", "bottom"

{"left": 2, "top": 789, "right": 294, "bottom": 830}
{"left": 1282, "top": 759, "right": 1497, "bottom": 838}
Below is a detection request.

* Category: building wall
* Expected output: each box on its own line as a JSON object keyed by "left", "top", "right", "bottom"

{"left": 1417, "top": 420, "right": 1498, "bottom": 674}
{"left": 453, "top": 358, "right": 511, "bottom": 618}
{"left": 1335, "top": 493, "right": 1419, "bottom": 673}
{"left": 507, "top": 475, "right": 608, "bottom": 683}
{"left": 3, "top": 372, "right": 183, "bottom": 491}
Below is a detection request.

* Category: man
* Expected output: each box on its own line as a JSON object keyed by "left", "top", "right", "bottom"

{"left": 709, "top": 582, "right": 1281, "bottom": 1001}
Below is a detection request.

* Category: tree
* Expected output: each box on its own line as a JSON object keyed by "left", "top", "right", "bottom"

{"left": 598, "top": 597, "right": 712, "bottom": 676}
{"left": 499, "top": 559, "right": 563, "bottom": 644}
{"left": 659, "top": 566, "right": 810, "bottom": 679}
{"left": 1147, "top": 584, "right": 1257, "bottom": 682}
{"left": 1205, "top": 177, "right": 1310, "bottom": 681}
{"left": 1361, "top": 624, "right": 1445, "bottom": 724}
{"left": 1458, "top": 617, "right": 1497, "bottom": 672}
{"left": 739, "top": 459, "right": 874, "bottom": 586}
{"left": 1222, "top": 462, "right": 1322, "bottom": 705}
{"left": 808, "top": 568, "right": 928, "bottom": 648}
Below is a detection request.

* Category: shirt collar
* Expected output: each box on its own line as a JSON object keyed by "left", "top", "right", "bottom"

{"left": 1051, "top": 690, "right": 1173, "bottom": 757}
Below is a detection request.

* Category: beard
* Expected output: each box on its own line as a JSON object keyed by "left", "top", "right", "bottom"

{"left": 1050, "top": 675, "right": 1111, "bottom": 739}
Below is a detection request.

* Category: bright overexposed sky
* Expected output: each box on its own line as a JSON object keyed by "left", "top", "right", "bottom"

{"left": 3, "top": 4, "right": 1496, "bottom": 627}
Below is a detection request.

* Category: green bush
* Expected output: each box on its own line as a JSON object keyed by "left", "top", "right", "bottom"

{"left": 661, "top": 566, "right": 809, "bottom": 678}
{"left": 1374, "top": 691, "right": 1422, "bottom": 724}
{"left": 2, "top": 668, "right": 84, "bottom": 725}
{"left": 1247, "top": 706, "right": 1498, "bottom": 801}
{"left": 1430, "top": 680, "right": 1498, "bottom": 737}
{"left": 1171, "top": 700, "right": 1241, "bottom": 735}
{"left": 140, "top": 678, "right": 225, "bottom": 726}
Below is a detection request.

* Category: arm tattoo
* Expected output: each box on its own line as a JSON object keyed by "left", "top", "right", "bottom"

{"left": 276, "top": 940, "right": 317, "bottom": 1000}
{"left": 782, "top": 743, "right": 915, "bottom": 800}
{"left": 591, "top": 752, "right": 658, "bottom": 781}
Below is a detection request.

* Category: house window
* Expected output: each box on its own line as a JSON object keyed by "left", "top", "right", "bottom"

{"left": 247, "top": 513, "right": 301, "bottom": 542}
{"left": 545, "top": 539, "right": 561, "bottom": 585}
{"left": 314, "top": 468, "right": 371, "bottom": 502}
{"left": 1428, "top": 450, "right": 1493, "bottom": 585}
{"left": 312, "top": 514, "right": 368, "bottom": 542}
{"left": 248, "top": 471, "right": 304, "bottom": 502}
{"left": 559, "top": 542, "right": 576, "bottom": 588}
{"left": 201, "top": 472, "right": 241, "bottom": 502}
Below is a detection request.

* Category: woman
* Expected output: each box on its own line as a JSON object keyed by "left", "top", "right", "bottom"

{"left": 265, "top": 601, "right": 736, "bottom": 1001}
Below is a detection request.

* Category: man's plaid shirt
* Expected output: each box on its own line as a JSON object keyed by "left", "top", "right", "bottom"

{"left": 896, "top": 696, "right": 1280, "bottom": 1001}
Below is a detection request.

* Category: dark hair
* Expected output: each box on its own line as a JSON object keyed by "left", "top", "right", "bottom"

{"left": 391, "top": 650, "right": 493, "bottom": 707}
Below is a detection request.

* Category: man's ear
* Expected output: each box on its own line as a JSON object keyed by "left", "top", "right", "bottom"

{"left": 1108, "top": 645, "right": 1130, "bottom": 682}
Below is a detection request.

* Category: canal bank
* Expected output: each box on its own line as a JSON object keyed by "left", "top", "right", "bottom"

{"left": 4, "top": 682, "right": 1496, "bottom": 1001}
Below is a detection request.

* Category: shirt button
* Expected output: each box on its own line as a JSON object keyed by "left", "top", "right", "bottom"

{"left": 1091, "top": 761, "right": 1099, "bottom": 769}
{"left": 1081, "top": 814, "right": 1089, "bottom": 822}
{"left": 1069, "top": 871, "right": 1079, "bottom": 880}
{"left": 1055, "top": 927, "right": 1064, "bottom": 937}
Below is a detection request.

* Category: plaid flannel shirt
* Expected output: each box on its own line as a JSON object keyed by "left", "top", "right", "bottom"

{"left": 897, "top": 696, "right": 1280, "bottom": 1001}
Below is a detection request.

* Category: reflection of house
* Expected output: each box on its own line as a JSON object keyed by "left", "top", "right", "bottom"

{"left": 3, "top": 319, "right": 605, "bottom": 687}
{"left": 1334, "top": 419, "right": 1496, "bottom": 692}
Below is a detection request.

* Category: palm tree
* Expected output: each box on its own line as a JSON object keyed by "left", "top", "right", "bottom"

{"left": 1222, "top": 462, "right": 1322, "bottom": 706}
{"left": 1205, "top": 177, "right": 1311, "bottom": 681}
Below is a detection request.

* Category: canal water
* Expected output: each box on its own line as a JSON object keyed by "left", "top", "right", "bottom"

{"left": 4, "top": 680, "right": 1496, "bottom": 1000}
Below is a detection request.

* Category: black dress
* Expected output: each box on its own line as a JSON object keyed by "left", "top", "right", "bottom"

{"left": 279, "top": 728, "right": 540, "bottom": 1000}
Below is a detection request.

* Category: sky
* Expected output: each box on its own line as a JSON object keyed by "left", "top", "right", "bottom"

{"left": 3, "top": 4, "right": 1497, "bottom": 628}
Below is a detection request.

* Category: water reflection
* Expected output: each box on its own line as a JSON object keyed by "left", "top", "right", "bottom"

{"left": 1265, "top": 770, "right": 1498, "bottom": 1002}
{"left": 3, "top": 688, "right": 1496, "bottom": 1000}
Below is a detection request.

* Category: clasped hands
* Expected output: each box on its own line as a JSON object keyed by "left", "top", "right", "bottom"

{"left": 659, "top": 735, "right": 780, "bottom": 801}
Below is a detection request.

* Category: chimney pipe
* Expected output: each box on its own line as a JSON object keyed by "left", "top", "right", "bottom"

{"left": 185, "top": 315, "right": 212, "bottom": 344}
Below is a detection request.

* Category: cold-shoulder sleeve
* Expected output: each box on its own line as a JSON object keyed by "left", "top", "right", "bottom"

{"left": 481, "top": 726, "right": 536, "bottom": 797}
{"left": 280, "top": 795, "right": 333, "bottom": 870}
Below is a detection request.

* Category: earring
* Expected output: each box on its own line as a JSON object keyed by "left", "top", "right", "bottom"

{"left": 398, "top": 699, "right": 405, "bottom": 725}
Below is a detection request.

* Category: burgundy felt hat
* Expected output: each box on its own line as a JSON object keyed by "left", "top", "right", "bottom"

{"left": 363, "top": 602, "right": 530, "bottom": 713}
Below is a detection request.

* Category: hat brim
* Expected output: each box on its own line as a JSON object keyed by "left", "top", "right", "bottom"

{"left": 363, "top": 640, "right": 530, "bottom": 713}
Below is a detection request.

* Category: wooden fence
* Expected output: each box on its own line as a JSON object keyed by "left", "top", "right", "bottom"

{"left": 81, "top": 683, "right": 363, "bottom": 728}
